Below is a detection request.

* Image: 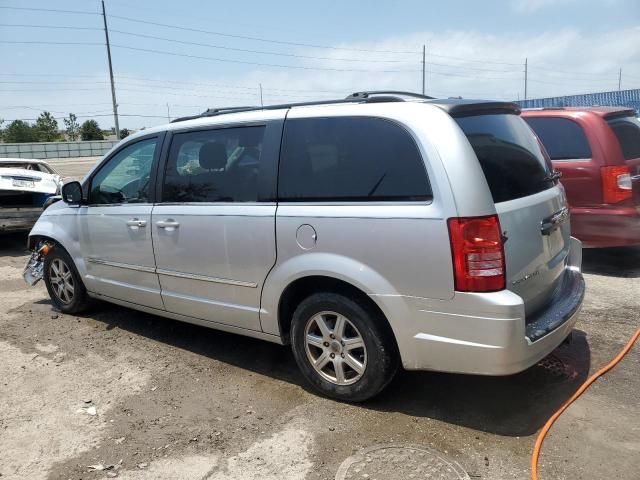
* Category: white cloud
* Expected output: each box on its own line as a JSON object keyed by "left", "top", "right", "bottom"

{"left": 2, "top": 26, "right": 639, "bottom": 130}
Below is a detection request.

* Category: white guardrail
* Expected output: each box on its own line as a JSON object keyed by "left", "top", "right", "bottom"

{"left": 0, "top": 140, "right": 118, "bottom": 159}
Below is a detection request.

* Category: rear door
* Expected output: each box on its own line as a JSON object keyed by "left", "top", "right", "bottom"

{"left": 151, "top": 118, "right": 282, "bottom": 331}
{"left": 456, "top": 114, "right": 570, "bottom": 315}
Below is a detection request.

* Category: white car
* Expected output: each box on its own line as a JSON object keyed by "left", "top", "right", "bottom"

{"left": 0, "top": 158, "right": 62, "bottom": 232}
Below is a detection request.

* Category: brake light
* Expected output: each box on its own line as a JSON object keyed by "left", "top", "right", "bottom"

{"left": 601, "top": 166, "right": 632, "bottom": 203}
{"left": 447, "top": 215, "right": 506, "bottom": 292}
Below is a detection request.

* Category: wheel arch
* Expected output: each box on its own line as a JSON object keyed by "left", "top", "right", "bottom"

{"left": 276, "top": 275, "right": 399, "bottom": 355}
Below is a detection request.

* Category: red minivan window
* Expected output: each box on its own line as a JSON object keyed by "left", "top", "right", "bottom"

{"left": 524, "top": 117, "right": 592, "bottom": 160}
{"left": 607, "top": 116, "right": 640, "bottom": 160}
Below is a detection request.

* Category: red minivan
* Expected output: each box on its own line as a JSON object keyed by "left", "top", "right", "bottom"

{"left": 522, "top": 107, "right": 640, "bottom": 247}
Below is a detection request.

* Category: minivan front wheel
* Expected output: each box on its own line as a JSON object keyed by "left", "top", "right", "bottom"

{"left": 290, "top": 292, "right": 398, "bottom": 402}
{"left": 44, "top": 246, "right": 91, "bottom": 314}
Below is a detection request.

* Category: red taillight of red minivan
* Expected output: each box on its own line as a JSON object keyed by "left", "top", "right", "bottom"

{"left": 447, "top": 215, "right": 506, "bottom": 292}
{"left": 601, "top": 166, "right": 632, "bottom": 204}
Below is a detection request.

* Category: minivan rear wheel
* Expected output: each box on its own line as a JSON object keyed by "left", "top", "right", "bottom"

{"left": 290, "top": 292, "right": 398, "bottom": 402}
{"left": 43, "top": 245, "right": 91, "bottom": 314}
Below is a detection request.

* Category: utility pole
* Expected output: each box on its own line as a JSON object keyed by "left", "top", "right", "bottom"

{"left": 524, "top": 58, "right": 528, "bottom": 100}
{"left": 618, "top": 68, "right": 622, "bottom": 91}
{"left": 166, "top": 103, "right": 170, "bottom": 122}
{"left": 101, "top": 0, "right": 120, "bottom": 139}
{"left": 421, "top": 44, "right": 426, "bottom": 96}
{"left": 259, "top": 83, "right": 264, "bottom": 107}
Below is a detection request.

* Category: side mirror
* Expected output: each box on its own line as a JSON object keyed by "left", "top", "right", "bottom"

{"left": 61, "top": 181, "right": 83, "bottom": 206}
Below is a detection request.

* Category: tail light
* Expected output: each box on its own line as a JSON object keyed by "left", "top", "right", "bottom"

{"left": 601, "top": 166, "right": 632, "bottom": 203}
{"left": 447, "top": 215, "right": 506, "bottom": 292}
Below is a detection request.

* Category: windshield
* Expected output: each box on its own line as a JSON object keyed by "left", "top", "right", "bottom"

{"left": 606, "top": 115, "right": 640, "bottom": 160}
{"left": 456, "top": 114, "right": 554, "bottom": 203}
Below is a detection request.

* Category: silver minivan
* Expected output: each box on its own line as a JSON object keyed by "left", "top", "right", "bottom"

{"left": 25, "top": 92, "right": 585, "bottom": 401}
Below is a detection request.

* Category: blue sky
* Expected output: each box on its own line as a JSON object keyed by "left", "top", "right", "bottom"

{"left": 1, "top": 0, "right": 639, "bottom": 129}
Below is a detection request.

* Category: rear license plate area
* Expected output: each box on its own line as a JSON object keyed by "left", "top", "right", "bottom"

{"left": 13, "top": 179, "right": 35, "bottom": 188}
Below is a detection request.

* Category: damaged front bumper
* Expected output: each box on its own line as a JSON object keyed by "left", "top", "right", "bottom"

{"left": 23, "top": 243, "right": 50, "bottom": 286}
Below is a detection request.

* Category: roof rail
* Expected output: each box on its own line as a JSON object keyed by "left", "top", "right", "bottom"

{"left": 346, "top": 90, "right": 435, "bottom": 100}
{"left": 170, "top": 92, "right": 417, "bottom": 123}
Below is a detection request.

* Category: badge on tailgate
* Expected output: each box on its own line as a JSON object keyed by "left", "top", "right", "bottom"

{"left": 540, "top": 207, "right": 569, "bottom": 236}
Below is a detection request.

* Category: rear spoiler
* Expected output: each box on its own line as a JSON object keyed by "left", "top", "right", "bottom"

{"left": 424, "top": 99, "right": 521, "bottom": 118}
{"left": 602, "top": 109, "right": 637, "bottom": 120}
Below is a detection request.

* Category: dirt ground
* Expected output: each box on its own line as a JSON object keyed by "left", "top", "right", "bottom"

{"left": 0, "top": 156, "right": 638, "bottom": 479}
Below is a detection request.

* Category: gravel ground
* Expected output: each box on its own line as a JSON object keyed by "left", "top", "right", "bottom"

{"left": 0, "top": 158, "right": 638, "bottom": 479}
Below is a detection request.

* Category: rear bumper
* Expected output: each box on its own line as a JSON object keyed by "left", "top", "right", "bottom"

{"left": 571, "top": 206, "right": 640, "bottom": 247}
{"left": 0, "top": 208, "right": 41, "bottom": 232}
{"left": 396, "top": 237, "right": 584, "bottom": 375}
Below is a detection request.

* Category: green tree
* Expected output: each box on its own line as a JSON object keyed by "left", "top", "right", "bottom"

{"left": 63, "top": 113, "right": 80, "bottom": 141}
{"left": 4, "top": 120, "right": 38, "bottom": 143}
{"left": 119, "top": 128, "right": 131, "bottom": 138}
{"left": 80, "top": 119, "right": 104, "bottom": 141}
{"left": 35, "top": 111, "right": 60, "bottom": 142}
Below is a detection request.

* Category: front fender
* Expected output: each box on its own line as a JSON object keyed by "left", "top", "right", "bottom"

{"left": 28, "top": 205, "right": 87, "bottom": 278}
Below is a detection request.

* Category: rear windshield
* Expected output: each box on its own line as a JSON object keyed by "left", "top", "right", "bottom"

{"left": 0, "top": 162, "right": 53, "bottom": 173}
{"left": 523, "top": 117, "right": 592, "bottom": 160}
{"left": 606, "top": 115, "right": 640, "bottom": 160}
{"left": 456, "top": 114, "right": 554, "bottom": 203}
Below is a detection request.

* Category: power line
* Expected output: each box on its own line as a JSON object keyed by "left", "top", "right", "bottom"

{"left": 1, "top": 113, "right": 171, "bottom": 122}
{"left": 0, "top": 40, "right": 103, "bottom": 46}
{"left": 109, "top": 29, "right": 410, "bottom": 63}
{"left": 0, "top": 88, "right": 108, "bottom": 92}
{"left": 1, "top": 102, "right": 114, "bottom": 107}
{"left": 0, "top": 73, "right": 351, "bottom": 95}
{"left": 0, "top": 23, "right": 102, "bottom": 31}
{"left": 111, "top": 44, "right": 422, "bottom": 73}
{"left": 0, "top": 6, "right": 99, "bottom": 15}
{"left": 108, "top": 14, "right": 419, "bottom": 54}
{"left": 0, "top": 73, "right": 105, "bottom": 79}
{"left": 0, "top": 40, "right": 419, "bottom": 73}
{"left": 427, "top": 61, "right": 520, "bottom": 74}
{"left": 426, "top": 52, "right": 522, "bottom": 66}
{"left": 530, "top": 65, "right": 622, "bottom": 78}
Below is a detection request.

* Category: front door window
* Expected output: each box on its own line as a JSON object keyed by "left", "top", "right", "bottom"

{"left": 90, "top": 138, "right": 158, "bottom": 205}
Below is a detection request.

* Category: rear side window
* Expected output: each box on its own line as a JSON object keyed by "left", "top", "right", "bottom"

{"left": 607, "top": 116, "right": 640, "bottom": 160}
{"left": 524, "top": 117, "right": 592, "bottom": 160}
{"left": 456, "top": 114, "right": 554, "bottom": 203}
{"left": 278, "top": 117, "right": 431, "bottom": 202}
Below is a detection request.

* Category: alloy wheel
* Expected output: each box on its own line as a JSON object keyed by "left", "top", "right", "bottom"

{"left": 304, "top": 311, "right": 367, "bottom": 385}
{"left": 49, "top": 258, "right": 75, "bottom": 305}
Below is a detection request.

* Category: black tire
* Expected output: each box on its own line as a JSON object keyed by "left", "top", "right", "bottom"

{"left": 43, "top": 244, "right": 91, "bottom": 314}
{"left": 290, "top": 292, "right": 398, "bottom": 402}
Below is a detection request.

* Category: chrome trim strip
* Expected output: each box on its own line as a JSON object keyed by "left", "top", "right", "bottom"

{"left": 86, "top": 257, "right": 156, "bottom": 274}
{"left": 86, "top": 258, "right": 257, "bottom": 288}
{"left": 156, "top": 268, "right": 258, "bottom": 288}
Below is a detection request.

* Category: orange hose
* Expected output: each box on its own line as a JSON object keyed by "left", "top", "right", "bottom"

{"left": 531, "top": 327, "right": 640, "bottom": 480}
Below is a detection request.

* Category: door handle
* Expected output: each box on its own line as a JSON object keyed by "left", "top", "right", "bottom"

{"left": 126, "top": 218, "right": 147, "bottom": 228}
{"left": 156, "top": 219, "right": 180, "bottom": 230}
